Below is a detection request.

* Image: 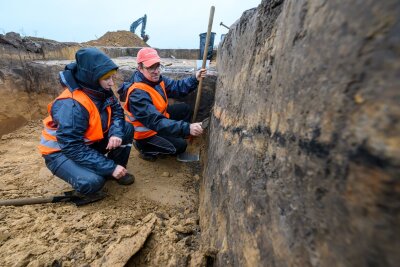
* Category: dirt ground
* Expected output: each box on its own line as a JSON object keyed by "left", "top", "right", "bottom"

{"left": 0, "top": 120, "right": 206, "bottom": 266}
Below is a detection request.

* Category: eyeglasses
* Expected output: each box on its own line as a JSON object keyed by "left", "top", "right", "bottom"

{"left": 143, "top": 64, "right": 165, "bottom": 73}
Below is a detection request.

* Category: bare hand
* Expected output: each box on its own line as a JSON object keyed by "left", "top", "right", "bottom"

{"left": 112, "top": 165, "right": 127, "bottom": 179}
{"left": 106, "top": 136, "right": 122, "bottom": 150}
{"left": 190, "top": 123, "right": 204, "bottom": 136}
{"left": 196, "top": 68, "right": 207, "bottom": 81}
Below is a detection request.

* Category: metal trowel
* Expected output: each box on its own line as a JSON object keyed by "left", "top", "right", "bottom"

{"left": 177, "top": 117, "right": 209, "bottom": 162}
{"left": 177, "top": 151, "right": 200, "bottom": 162}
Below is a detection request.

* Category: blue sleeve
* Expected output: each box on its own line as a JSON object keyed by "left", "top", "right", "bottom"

{"left": 105, "top": 93, "right": 125, "bottom": 139}
{"left": 163, "top": 75, "right": 199, "bottom": 98}
{"left": 129, "top": 89, "right": 190, "bottom": 137}
{"left": 51, "top": 99, "right": 116, "bottom": 176}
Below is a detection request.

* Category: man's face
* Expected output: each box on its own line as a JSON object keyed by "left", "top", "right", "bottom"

{"left": 140, "top": 63, "right": 161, "bottom": 82}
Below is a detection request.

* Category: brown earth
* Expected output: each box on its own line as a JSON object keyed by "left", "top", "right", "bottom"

{"left": 84, "top": 31, "right": 149, "bottom": 47}
{"left": 0, "top": 120, "right": 207, "bottom": 266}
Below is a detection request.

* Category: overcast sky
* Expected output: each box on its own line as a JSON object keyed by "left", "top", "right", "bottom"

{"left": 0, "top": 0, "right": 261, "bottom": 48}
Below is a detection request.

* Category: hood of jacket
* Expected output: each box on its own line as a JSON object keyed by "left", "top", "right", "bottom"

{"left": 59, "top": 47, "right": 118, "bottom": 92}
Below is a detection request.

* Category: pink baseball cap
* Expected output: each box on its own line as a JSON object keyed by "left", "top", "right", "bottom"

{"left": 136, "top": 48, "right": 160, "bottom": 67}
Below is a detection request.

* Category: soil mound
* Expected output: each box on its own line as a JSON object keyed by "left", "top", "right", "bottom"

{"left": 84, "top": 30, "right": 149, "bottom": 47}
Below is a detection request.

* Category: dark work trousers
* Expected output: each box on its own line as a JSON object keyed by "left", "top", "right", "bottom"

{"left": 135, "top": 103, "right": 192, "bottom": 156}
{"left": 44, "top": 122, "right": 134, "bottom": 195}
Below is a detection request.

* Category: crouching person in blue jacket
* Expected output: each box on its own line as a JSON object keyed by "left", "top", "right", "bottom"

{"left": 118, "top": 48, "right": 206, "bottom": 161}
{"left": 38, "top": 47, "right": 135, "bottom": 196}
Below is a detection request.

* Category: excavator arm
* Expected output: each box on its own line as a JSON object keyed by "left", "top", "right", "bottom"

{"left": 130, "top": 14, "right": 149, "bottom": 42}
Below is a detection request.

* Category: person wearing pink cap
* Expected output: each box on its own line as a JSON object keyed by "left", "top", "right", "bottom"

{"left": 118, "top": 47, "right": 207, "bottom": 161}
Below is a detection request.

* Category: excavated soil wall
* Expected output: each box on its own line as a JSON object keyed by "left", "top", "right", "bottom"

{"left": 0, "top": 34, "right": 81, "bottom": 135}
{"left": 199, "top": 0, "right": 399, "bottom": 266}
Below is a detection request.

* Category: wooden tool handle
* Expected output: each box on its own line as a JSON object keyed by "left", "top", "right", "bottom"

{"left": 0, "top": 194, "right": 76, "bottom": 206}
{"left": 192, "top": 6, "right": 215, "bottom": 123}
{"left": 0, "top": 197, "right": 54, "bottom": 206}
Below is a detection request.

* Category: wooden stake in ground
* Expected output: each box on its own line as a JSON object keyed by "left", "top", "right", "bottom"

{"left": 192, "top": 5, "right": 215, "bottom": 123}
{"left": 177, "top": 6, "right": 215, "bottom": 163}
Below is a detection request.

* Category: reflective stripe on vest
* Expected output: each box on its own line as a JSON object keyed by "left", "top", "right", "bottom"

{"left": 40, "top": 136, "right": 60, "bottom": 150}
{"left": 38, "top": 88, "right": 111, "bottom": 155}
{"left": 123, "top": 81, "right": 170, "bottom": 140}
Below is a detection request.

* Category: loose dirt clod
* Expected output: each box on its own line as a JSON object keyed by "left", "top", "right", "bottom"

{"left": 92, "top": 214, "right": 156, "bottom": 267}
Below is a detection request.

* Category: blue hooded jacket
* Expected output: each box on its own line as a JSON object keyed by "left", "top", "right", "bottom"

{"left": 45, "top": 48, "right": 124, "bottom": 176}
{"left": 118, "top": 71, "right": 199, "bottom": 137}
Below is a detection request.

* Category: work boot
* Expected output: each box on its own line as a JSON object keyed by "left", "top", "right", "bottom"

{"left": 133, "top": 141, "right": 157, "bottom": 161}
{"left": 69, "top": 190, "right": 107, "bottom": 206}
{"left": 132, "top": 141, "right": 141, "bottom": 152}
{"left": 138, "top": 153, "right": 157, "bottom": 162}
{"left": 117, "top": 173, "right": 135, "bottom": 185}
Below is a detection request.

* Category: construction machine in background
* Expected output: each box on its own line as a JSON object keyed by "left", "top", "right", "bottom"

{"left": 130, "top": 14, "right": 149, "bottom": 42}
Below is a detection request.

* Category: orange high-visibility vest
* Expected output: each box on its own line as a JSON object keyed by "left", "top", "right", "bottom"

{"left": 38, "top": 88, "right": 111, "bottom": 155}
{"left": 123, "top": 82, "right": 170, "bottom": 140}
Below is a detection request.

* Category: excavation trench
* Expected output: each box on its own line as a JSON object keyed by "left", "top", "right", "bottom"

{"left": 0, "top": 43, "right": 217, "bottom": 266}
{"left": 2, "top": 1, "right": 399, "bottom": 265}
